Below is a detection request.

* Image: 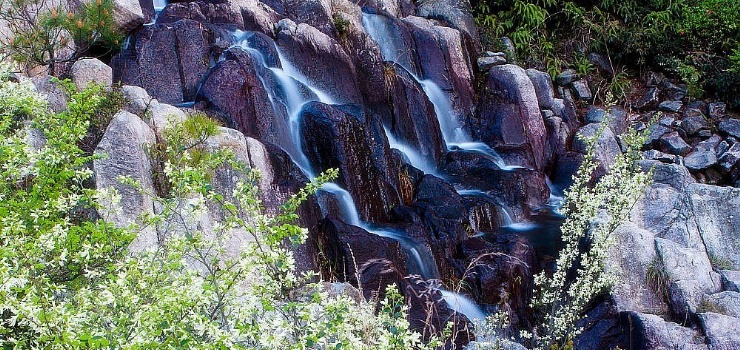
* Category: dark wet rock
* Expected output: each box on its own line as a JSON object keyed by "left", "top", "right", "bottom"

{"left": 550, "top": 152, "right": 584, "bottom": 191}
{"left": 441, "top": 150, "right": 548, "bottom": 219}
{"left": 659, "top": 100, "right": 683, "bottom": 113}
{"left": 318, "top": 218, "right": 408, "bottom": 281}
{"left": 300, "top": 102, "right": 400, "bottom": 222}
{"left": 471, "top": 64, "right": 548, "bottom": 170}
{"left": 139, "top": 0, "right": 155, "bottom": 23}
{"left": 681, "top": 115, "right": 710, "bottom": 135}
{"left": 196, "top": 48, "right": 294, "bottom": 154}
{"left": 698, "top": 313, "right": 740, "bottom": 349}
{"left": 402, "top": 16, "right": 475, "bottom": 116}
{"left": 355, "top": 0, "right": 416, "bottom": 18}
{"left": 620, "top": 312, "right": 706, "bottom": 350}
{"left": 415, "top": 0, "right": 481, "bottom": 53}
{"left": 157, "top": 1, "right": 243, "bottom": 27}
{"left": 556, "top": 69, "right": 578, "bottom": 86}
{"left": 112, "top": 19, "right": 217, "bottom": 104}
{"left": 719, "top": 118, "right": 740, "bottom": 138}
{"left": 544, "top": 115, "right": 569, "bottom": 158}
{"left": 526, "top": 68, "right": 555, "bottom": 110}
{"left": 574, "top": 301, "right": 628, "bottom": 350}
{"left": 571, "top": 79, "right": 592, "bottom": 101}
{"left": 709, "top": 102, "right": 727, "bottom": 120}
{"left": 357, "top": 260, "right": 475, "bottom": 348}
{"left": 276, "top": 19, "right": 363, "bottom": 105}
{"left": 634, "top": 87, "right": 660, "bottom": 110}
{"left": 412, "top": 175, "right": 467, "bottom": 243}
{"left": 384, "top": 63, "right": 446, "bottom": 166}
{"left": 587, "top": 52, "right": 614, "bottom": 75}
{"left": 659, "top": 131, "right": 691, "bottom": 156}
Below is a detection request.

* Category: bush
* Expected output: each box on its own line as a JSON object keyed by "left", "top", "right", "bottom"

{"left": 0, "top": 70, "right": 442, "bottom": 349}
{"left": 473, "top": 0, "right": 740, "bottom": 106}
{"left": 0, "top": 0, "right": 122, "bottom": 75}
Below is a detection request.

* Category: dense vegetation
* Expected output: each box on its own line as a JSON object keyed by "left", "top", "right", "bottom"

{"left": 473, "top": 0, "right": 740, "bottom": 106}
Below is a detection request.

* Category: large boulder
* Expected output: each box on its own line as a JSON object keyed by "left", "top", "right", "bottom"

{"left": 112, "top": 19, "right": 217, "bottom": 104}
{"left": 620, "top": 312, "right": 706, "bottom": 350}
{"left": 93, "top": 111, "right": 157, "bottom": 252}
{"left": 414, "top": 0, "right": 480, "bottom": 53}
{"left": 471, "top": 64, "right": 548, "bottom": 170}
{"left": 195, "top": 48, "right": 296, "bottom": 155}
{"left": 112, "top": 0, "right": 146, "bottom": 33}
{"left": 282, "top": 0, "right": 333, "bottom": 36}
{"left": 684, "top": 184, "right": 740, "bottom": 269}
{"left": 70, "top": 58, "right": 113, "bottom": 90}
{"left": 697, "top": 313, "right": 740, "bottom": 349}
{"left": 299, "top": 102, "right": 400, "bottom": 222}
{"left": 275, "top": 19, "right": 363, "bottom": 105}
{"left": 401, "top": 16, "right": 475, "bottom": 117}
{"left": 384, "top": 63, "right": 446, "bottom": 166}
{"left": 157, "top": 1, "right": 244, "bottom": 27}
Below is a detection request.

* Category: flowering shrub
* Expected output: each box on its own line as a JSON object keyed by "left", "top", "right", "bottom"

{"left": 0, "top": 71, "right": 438, "bottom": 348}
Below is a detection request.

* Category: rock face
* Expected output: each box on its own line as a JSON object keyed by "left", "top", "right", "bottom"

{"left": 94, "top": 111, "right": 157, "bottom": 252}
{"left": 299, "top": 102, "right": 400, "bottom": 222}
{"left": 471, "top": 64, "right": 548, "bottom": 170}
{"left": 112, "top": 19, "right": 217, "bottom": 104}
{"left": 112, "top": 0, "right": 146, "bottom": 33}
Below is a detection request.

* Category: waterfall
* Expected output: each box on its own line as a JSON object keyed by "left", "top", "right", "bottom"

{"left": 384, "top": 127, "right": 439, "bottom": 176}
{"left": 153, "top": 0, "right": 167, "bottom": 12}
{"left": 440, "top": 290, "right": 487, "bottom": 322}
{"left": 230, "top": 30, "right": 443, "bottom": 285}
{"left": 362, "top": 13, "right": 512, "bottom": 170}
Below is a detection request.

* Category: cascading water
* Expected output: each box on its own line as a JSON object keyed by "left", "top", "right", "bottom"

{"left": 153, "top": 0, "right": 167, "bottom": 11}
{"left": 361, "top": 13, "right": 488, "bottom": 320}
{"left": 384, "top": 127, "right": 439, "bottom": 176}
{"left": 230, "top": 30, "right": 442, "bottom": 286}
{"left": 362, "top": 13, "right": 511, "bottom": 170}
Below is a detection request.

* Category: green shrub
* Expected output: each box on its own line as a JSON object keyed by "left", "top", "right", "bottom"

{"left": 0, "top": 0, "right": 122, "bottom": 74}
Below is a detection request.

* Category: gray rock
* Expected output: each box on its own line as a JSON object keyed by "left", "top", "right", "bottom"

{"left": 148, "top": 102, "right": 186, "bottom": 137}
{"left": 32, "top": 75, "right": 68, "bottom": 113}
{"left": 112, "top": 0, "right": 146, "bottom": 33}
{"left": 94, "top": 111, "right": 157, "bottom": 252}
{"left": 661, "top": 81, "right": 688, "bottom": 101}
{"left": 719, "top": 143, "right": 740, "bottom": 173}
{"left": 465, "top": 340, "right": 527, "bottom": 350}
{"left": 685, "top": 148, "right": 718, "bottom": 171}
{"left": 500, "top": 37, "right": 515, "bottom": 60}
{"left": 638, "top": 161, "right": 695, "bottom": 190}
{"left": 635, "top": 87, "right": 660, "bottom": 110}
{"left": 477, "top": 56, "right": 506, "bottom": 71}
{"left": 571, "top": 79, "right": 592, "bottom": 101}
{"left": 659, "top": 100, "right": 683, "bottom": 113}
{"left": 659, "top": 115, "right": 676, "bottom": 127}
{"left": 645, "top": 124, "right": 670, "bottom": 148}
{"left": 703, "top": 291, "right": 740, "bottom": 318}
{"left": 686, "top": 184, "right": 740, "bottom": 269}
{"left": 608, "top": 223, "right": 668, "bottom": 315}
{"left": 556, "top": 69, "right": 578, "bottom": 86}
{"left": 697, "top": 312, "right": 740, "bottom": 349}
{"left": 656, "top": 238, "right": 722, "bottom": 311}
{"left": 721, "top": 270, "right": 740, "bottom": 292}
{"left": 681, "top": 116, "right": 710, "bottom": 135}
{"left": 526, "top": 68, "right": 555, "bottom": 110}
{"left": 709, "top": 102, "right": 727, "bottom": 119}
{"left": 585, "top": 106, "right": 606, "bottom": 124}
{"left": 587, "top": 52, "right": 614, "bottom": 75}
{"left": 621, "top": 312, "right": 706, "bottom": 350}
{"left": 121, "top": 85, "right": 154, "bottom": 117}
{"left": 699, "top": 130, "right": 713, "bottom": 139}
{"left": 684, "top": 107, "right": 705, "bottom": 118}
{"left": 70, "top": 58, "right": 113, "bottom": 90}
{"left": 574, "top": 123, "right": 621, "bottom": 173}
{"left": 719, "top": 119, "right": 740, "bottom": 138}
{"left": 660, "top": 131, "right": 692, "bottom": 155}
{"left": 643, "top": 150, "right": 678, "bottom": 163}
